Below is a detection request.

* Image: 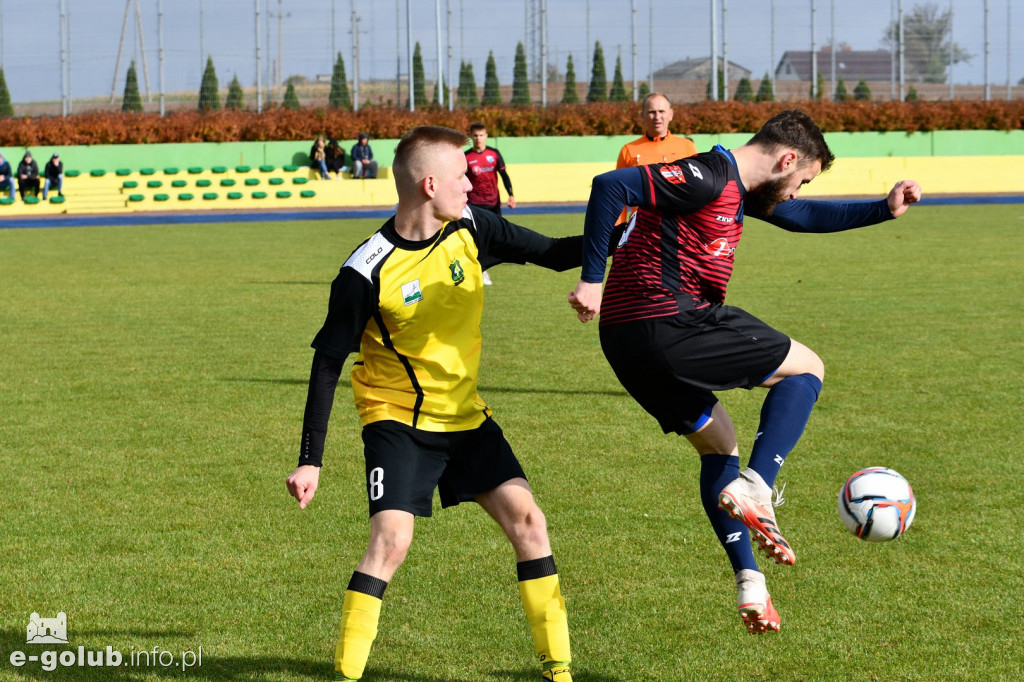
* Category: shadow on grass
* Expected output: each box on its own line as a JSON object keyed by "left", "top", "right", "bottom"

{"left": 478, "top": 385, "right": 628, "bottom": 398}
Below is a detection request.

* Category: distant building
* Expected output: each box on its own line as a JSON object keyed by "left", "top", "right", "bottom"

{"left": 775, "top": 47, "right": 902, "bottom": 82}
{"left": 654, "top": 57, "right": 752, "bottom": 82}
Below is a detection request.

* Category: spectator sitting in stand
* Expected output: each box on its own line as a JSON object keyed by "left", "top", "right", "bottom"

{"left": 0, "top": 153, "right": 12, "bottom": 200}
{"left": 17, "top": 151, "right": 40, "bottom": 200}
{"left": 350, "top": 133, "right": 378, "bottom": 179}
{"left": 325, "top": 138, "right": 348, "bottom": 179}
{"left": 310, "top": 136, "right": 329, "bottom": 180}
{"left": 43, "top": 153, "right": 64, "bottom": 199}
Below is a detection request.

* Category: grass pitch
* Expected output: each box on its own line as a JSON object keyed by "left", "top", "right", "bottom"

{"left": 0, "top": 205, "right": 1022, "bottom": 681}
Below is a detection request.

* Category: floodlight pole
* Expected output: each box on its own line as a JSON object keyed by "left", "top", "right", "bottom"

{"left": 710, "top": 0, "right": 718, "bottom": 101}
{"left": 159, "top": 0, "right": 166, "bottom": 115}
{"left": 630, "top": 0, "right": 637, "bottom": 102}
{"left": 810, "top": 0, "right": 817, "bottom": 100}
{"left": 722, "top": 0, "right": 728, "bottom": 101}
{"left": 255, "top": 0, "right": 262, "bottom": 113}
{"left": 60, "top": 0, "right": 67, "bottom": 116}
{"left": 407, "top": 0, "right": 414, "bottom": 111}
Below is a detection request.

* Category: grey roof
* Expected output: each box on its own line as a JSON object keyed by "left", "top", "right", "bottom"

{"left": 775, "top": 49, "right": 904, "bottom": 82}
{"left": 655, "top": 57, "right": 752, "bottom": 81}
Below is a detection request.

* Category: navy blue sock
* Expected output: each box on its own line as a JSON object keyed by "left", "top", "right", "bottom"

{"left": 699, "top": 454, "right": 759, "bottom": 573}
{"left": 748, "top": 373, "right": 823, "bottom": 488}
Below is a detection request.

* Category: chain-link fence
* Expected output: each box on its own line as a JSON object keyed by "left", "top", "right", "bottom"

{"left": 3, "top": 0, "right": 1020, "bottom": 117}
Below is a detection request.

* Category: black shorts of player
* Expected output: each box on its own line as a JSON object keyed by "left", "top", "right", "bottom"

{"left": 599, "top": 304, "right": 791, "bottom": 436}
{"left": 360, "top": 417, "right": 526, "bottom": 517}
{"left": 469, "top": 202, "right": 502, "bottom": 217}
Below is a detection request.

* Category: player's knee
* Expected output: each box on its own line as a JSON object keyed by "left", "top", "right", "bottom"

{"left": 370, "top": 526, "right": 413, "bottom": 569}
{"left": 510, "top": 503, "right": 548, "bottom": 547}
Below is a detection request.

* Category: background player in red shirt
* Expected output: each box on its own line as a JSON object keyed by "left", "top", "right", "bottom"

{"left": 466, "top": 122, "right": 515, "bottom": 284}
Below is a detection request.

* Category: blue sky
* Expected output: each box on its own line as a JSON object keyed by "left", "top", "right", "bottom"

{"left": 2, "top": 0, "right": 1018, "bottom": 104}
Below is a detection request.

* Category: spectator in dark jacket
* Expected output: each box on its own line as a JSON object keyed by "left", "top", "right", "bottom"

{"left": 325, "top": 138, "right": 347, "bottom": 178}
{"left": 17, "top": 152, "right": 40, "bottom": 199}
{"left": 43, "top": 154, "right": 64, "bottom": 199}
{"left": 350, "top": 133, "right": 378, "bottom": 179}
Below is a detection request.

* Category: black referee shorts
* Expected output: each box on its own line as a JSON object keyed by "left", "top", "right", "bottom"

{"left": 599, "top": 304, "right": 791, "bottom": 435}
{"left": 360, "top": 418, "right": 527, "bottom": 517}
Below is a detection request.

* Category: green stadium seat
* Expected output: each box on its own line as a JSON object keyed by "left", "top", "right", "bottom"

{"left": 122, "top": 180, "right": 139, "bottom": 189}
{"left": 227, "top": 192, "right": 244, "bottom": 200}
{"left": 24, "top": 196, "right": 40, "bottom": 204}
{"left": 235, "top": 165, "right": 251, "bottom": 173}
{"left": 202, "top": 192, "right": 218, "bottom": 200}
{"left": 139, "top": 168, "right": 156, "bottom": 176}
{"left": 163, "top": 167, "right": 179, "bottom": 175}
{"left": 275, "top": 191, "right": 292, "bottom": 199}
{"left": 65, "top": 169, "right": 80, "bottom": 177}
{"left": 171, "top": 179, "right": 187, "bottom": 188}
{"left": 283, "top": 164, "right": 299, "bottom": 172}
{"left": 49, "top": 195, "right": 66, "bottom": 204}
{"left": 251, "top": 191, "right": 267, "bottom": 199}
{"left": 244, "top": 178, "right": 260, "bottom": 186}
{"left": 258, "top": 165, "right": 275, "bottom": 173}
{"left": 154, "top": 194, "right": 170, "bottom": 201}
{"left": 90, "top": 169, "right": 106, "bottom": 177}
{"left": 220, "top": 178, "right": 236, "bottom": 187}
{"left": 211, "top": 165, "right": 228, "bottom": 174}
{"left": 196, "top": 179, "right": 212, "bottom": 187}
{"left": 178, "top": 193, "right": 194, "bottom": 201}
{"left": 146, "top": 180, "right": 163, "bottom": 188}
{"left": 0, "top": 197, "right": 14, "bottom": 205}
{"left": 292, "top": 177, "right": 309, "bottom": 185}
{"left": 268, "top": 177, "right": 284, "bottom": 186}
{"left": 188, "top": 166, "right": 204, "bottom": 174}
{"left": 300, "top": 190, "right": 316, "bottom": 198}
{"left": 115, "top": 168, "right": 132, "bottom": 176}
{"left": 128, "top": 194, "right": 145, "bottom": 202}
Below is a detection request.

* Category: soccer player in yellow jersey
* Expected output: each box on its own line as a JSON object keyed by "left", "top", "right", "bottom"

{"left": 615, "top": 93, "right": 698, "bottom": 225}
{"left": 286, "top": 126, "right": 579, "bottom": 681}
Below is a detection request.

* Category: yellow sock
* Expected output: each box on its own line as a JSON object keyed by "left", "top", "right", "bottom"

{"left": 335, "top": 572, "right": 387, "bottom": 680}
{"left": 517, "top": 556, "right": 571, "bottom": 666}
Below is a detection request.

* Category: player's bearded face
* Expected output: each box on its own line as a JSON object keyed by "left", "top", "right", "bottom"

{"left": 744, "top": 175, "right": 790, "bottom": 216}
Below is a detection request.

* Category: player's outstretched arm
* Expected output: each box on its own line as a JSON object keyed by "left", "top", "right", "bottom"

{"left": 887, "top": 180, "right": 922, "bottom": 218}
{"left": 286, "top": 465, "right": 321, "bottom": 509}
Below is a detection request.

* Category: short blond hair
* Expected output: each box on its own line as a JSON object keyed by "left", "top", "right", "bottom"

{"left": 393, "top": 125, "right": 469, "bottom": 195}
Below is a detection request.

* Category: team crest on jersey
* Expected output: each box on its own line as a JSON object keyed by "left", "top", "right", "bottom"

{"left": 449, "top": 259, "right": 466, "bottom": 285}
{"left": 660, "top": 165, "right": 686, "bottom": 185}
{"left": 402, "top": 279, "right": 423, "bottom": 306}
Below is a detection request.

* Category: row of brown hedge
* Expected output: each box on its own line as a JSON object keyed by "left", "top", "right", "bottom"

{"left": 4, "top": 100, "right": 1022, "bottom": 146}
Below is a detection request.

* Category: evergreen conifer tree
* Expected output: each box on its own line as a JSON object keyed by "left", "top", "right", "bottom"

{"left": 833, "top": 77, "right": 850, "bottom": 102}
{"left": 329, "top": 52, "right": 352, "bottom": 109}
{"left": 733, "top": 77, "right": 754, "bottom": 102}
{"left": 586, "top": 41, "right": 607, "bottom": 103}
{"left": 810, "top": 72, "right": 826, "bottom": 100}
{"left": 705, "top": 68, "right": 725, "bottom": 100}
{"left": 412, "top": 42, "right": 428, "bottom": 108}
{"left": 511, "top": 42, "right": 530, "bottom": 105}
{"left": 458, "top": 61, "right": 479, "bottom": 108}
{"left": 0, "top": 68, "right": 12, "bottom": 117}
{"left": 122, "top": 60, "right": 144, "bottom": 113}
{"left": 755, "top": 72, "right": 775, "bottom": 102}
{"left": 853, "top": 78, "right": 872, "bottom": 101}
{"left": 561, "top": 54, "right": 579, "bottom": 104}
{"left": 482, "top": 51, "right": 502, "bottom": 106}
{"left": 609, "top": 54, "right": 627, "bottom": 101}
{"left": 226, "top": 74, "right": 245, "bottom": 109}
{"left": 637, "top": 81, "right": 650, "bottom": 99}
{"left": 905, "top": 85, "right": 919, "bottom": 102}
{"left": 283, "top": 82, "right": 301, "bottom": 109}
{"left": 198, "top": 56, "right": 220, "bottom": 111}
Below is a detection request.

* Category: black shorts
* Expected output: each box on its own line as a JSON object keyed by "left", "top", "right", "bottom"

{"left": 599, "top": 305, "right": 791, "bottom": 435}
{"left": 360, "top": 418, "right": 526, "bottom": 517}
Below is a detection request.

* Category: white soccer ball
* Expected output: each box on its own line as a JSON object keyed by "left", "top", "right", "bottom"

{"left": 837, "top": 467, "right": 916, "bottom": 542}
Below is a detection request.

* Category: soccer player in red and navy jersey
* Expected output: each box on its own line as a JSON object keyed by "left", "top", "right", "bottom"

{"left": 569, "top": 109, "right": 922, "bottom": 635}
{"left": 466, "top": 122, "right": 516, "bottom": 215}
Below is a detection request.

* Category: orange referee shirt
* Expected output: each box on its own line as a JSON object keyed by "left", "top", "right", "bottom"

{"left": 615, "top": 133, "right": 698, "bottom": 224}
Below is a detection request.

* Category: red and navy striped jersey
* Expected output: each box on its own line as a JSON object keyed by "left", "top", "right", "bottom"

{"left": 600, "top": 150, "right": 745, "bottom": 326}
{"left": 465, "top": 146, "right": 511, "bottom": 207}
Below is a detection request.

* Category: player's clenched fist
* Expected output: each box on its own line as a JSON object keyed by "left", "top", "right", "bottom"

{"left": 286, "top": 465, "right": 321, "bottom": 509}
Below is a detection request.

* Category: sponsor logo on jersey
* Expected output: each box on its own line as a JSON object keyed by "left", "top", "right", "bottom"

{"left": 449, "top": 259, "right": 466, "bottom": 286}
{"left": 485, "top": 154, "right": 495, "bottom": 163}
{"left": 402, "top": 279, "right": 423, "bottom": 306}
{"left": 688, "top": 162, "right": 704, "bottom": 180}
{"left": 659, "top": 164, "right": 686, "bottom": 185}
{"left": 703, "top": 237, "right": 735, "bottom": 257}
{"left": 715, "top": 214, "right": 734, "bottom": 224}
